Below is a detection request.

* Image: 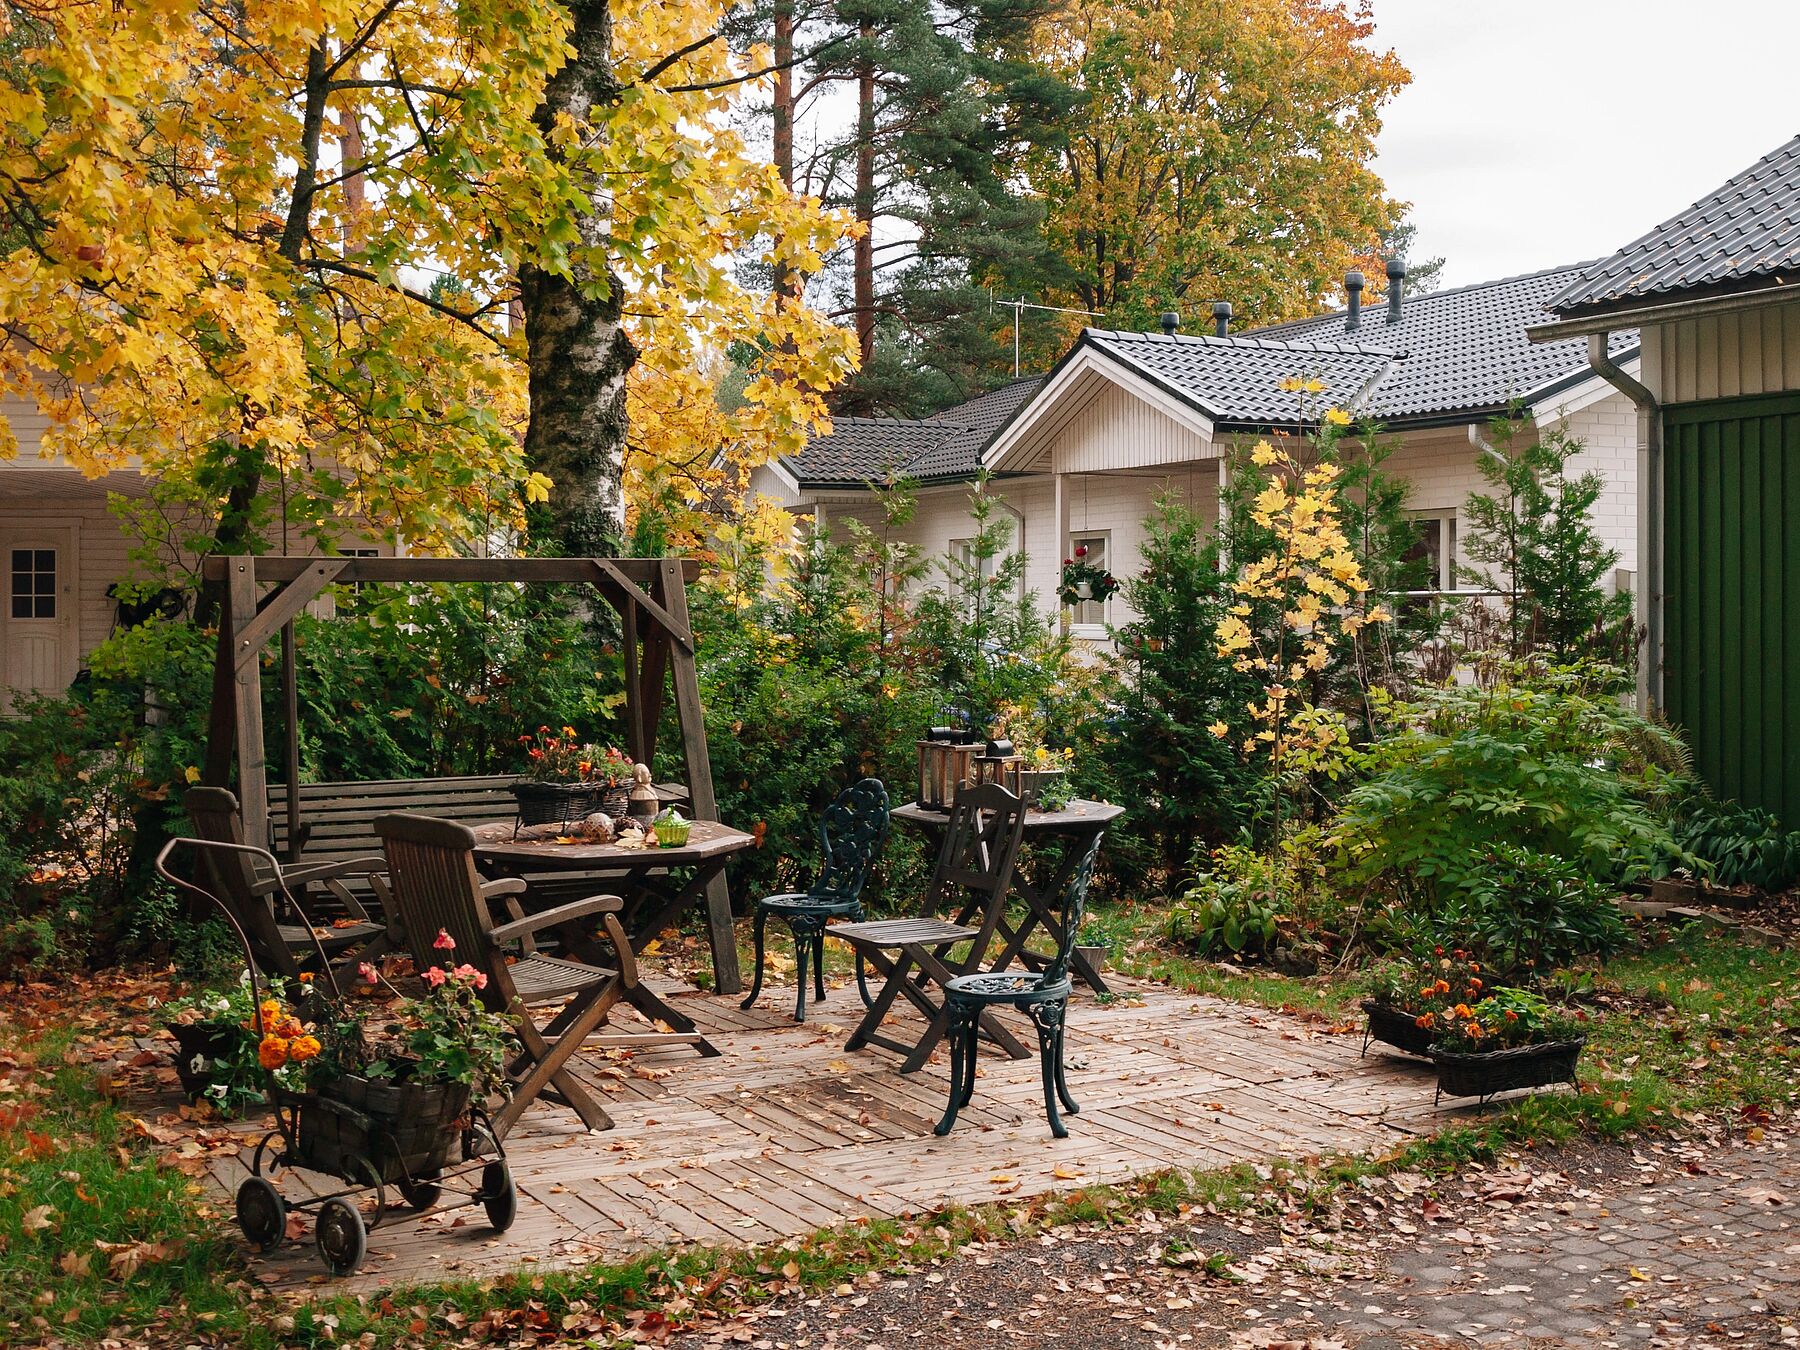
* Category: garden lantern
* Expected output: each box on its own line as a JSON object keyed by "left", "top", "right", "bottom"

{"left": 916, "top": 734, "right": 977, "bottom": 811}
{"left": 972, "top": 738, "right": 1025, "bottom": 799}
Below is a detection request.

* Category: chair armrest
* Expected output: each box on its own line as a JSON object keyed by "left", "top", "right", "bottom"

{"left": 489, "top": 893, "right": 624, "bottom": 945}
{"left": 279, "top": 855, "right": 386, "bottom": 885}
{"left": 480, "top": 878, "right": 529, "bottom": 899}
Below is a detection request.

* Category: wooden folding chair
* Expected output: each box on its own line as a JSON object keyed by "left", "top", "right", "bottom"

{"left": 183, "top": 787, "right": 387, "bottom": 978}
{"left": 833, "top": 782, "right": 1031, "bottom": 1073}
{"left": 373, "top": 813, "right": 715, "bottom": 1138}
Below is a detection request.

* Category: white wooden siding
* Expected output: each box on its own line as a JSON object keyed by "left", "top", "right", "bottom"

{"left": 1052, "top": 379, "right": 1216, "bottom": 475}
{"left": 1642, "top": 303, "right": 1800, "bottom": 405}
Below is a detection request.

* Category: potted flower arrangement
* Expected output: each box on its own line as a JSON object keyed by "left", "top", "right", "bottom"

{"left": 253, "top": 934, "right": 515, "bottom": 1196}
{"left": 511, "top": 726, "right": 636, "bottom": 827}
{"left": 1057, "top": 545, "right": 1119, "bottom": 607}
{"left": 1360, "top": 948, "right": 1486, "bottom": 1058}
{"left": 160, "top": 974, "right": 304, "bottom": 1114}
{"left": 1021, "top": 744, "right": 1075, "bottom": 811}
{"left": 1427, "top": 986, "right": 1587, "bottom": 1103}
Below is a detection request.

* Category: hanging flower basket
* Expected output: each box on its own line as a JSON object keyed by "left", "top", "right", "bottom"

{"left": 1360, "top": 999, "right": 1434, "bottom": 1057}
{"left": 1430, "top": 1037, "right": 1585, "bottom": 1103}
{"left": 1058, "top": 547, "right": 1119, "bottom": 608}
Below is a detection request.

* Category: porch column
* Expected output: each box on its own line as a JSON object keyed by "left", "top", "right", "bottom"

{"left": 1052, "top": 469, "right": 1070, "bottom": 634}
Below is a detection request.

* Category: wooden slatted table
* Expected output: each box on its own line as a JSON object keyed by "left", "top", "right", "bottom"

{"left": 470, "top": 819, "right": 754, "bottom": 993}
{"left": 891, "top": 798, "right": 1124, "bottom": 994}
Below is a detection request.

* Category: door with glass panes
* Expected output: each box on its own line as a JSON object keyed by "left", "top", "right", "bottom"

{"left": 2, "top": 526, "right": 78, "bottom": 711}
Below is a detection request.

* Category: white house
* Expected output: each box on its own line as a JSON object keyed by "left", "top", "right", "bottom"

{"left": 751, "top": 261, "right": 1644, "bottom": 646}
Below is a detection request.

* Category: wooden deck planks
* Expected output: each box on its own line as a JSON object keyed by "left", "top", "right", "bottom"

{"left": 182, "top": 974, "right": 1447, "bottom": 1292}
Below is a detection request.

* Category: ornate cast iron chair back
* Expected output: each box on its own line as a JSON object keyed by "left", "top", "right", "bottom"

{"left": 1038, "top": 831, "right": 1104, "bottom": 989}
{"left": 811, "top": 777, "right": 891, "bottom": 910}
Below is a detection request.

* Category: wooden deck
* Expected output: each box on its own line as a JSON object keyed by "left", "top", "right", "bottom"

{"left": 195, "top": 976, "right": 1450, "bottom": 1292}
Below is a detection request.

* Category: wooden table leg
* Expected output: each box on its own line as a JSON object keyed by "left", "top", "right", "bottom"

{"left": 897, "top": 943, "right": 1029, "bottom": 1072}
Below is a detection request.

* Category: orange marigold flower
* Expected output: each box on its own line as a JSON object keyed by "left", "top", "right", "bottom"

{"left": 1504, "top": 1009, "right": 1518, "bottom": 1021}
{"left": 258, "top": 999, "right": 282, "bottom": 1027}
{"left": 1434, "top": 980, "right": 1450, "bottom": 994}
{"left": 1469, "top": 978, "right": 1483, "bottom": 990}
{"left": 1414, "top": 1013, "right": 1435, "bottom": 1029}
{"left": 288, "top": 1035, "right": 322, "bottom": 1063}
{"left": 275, "top": 1015, "right": 306, "bottom": 1039}
{"left": 1453, "top": 1003, "right": 1473, "bottom": 1018}
{"left": 259, "top": 1036, "right": 290, "bottom": 1069}
{"left": 1463, "top": 1021, "right": 1483, "bottom": 1038}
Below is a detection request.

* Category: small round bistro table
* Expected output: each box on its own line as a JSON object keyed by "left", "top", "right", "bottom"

{"left": 889, "top": 797, "right": 1123, "bottom": 994}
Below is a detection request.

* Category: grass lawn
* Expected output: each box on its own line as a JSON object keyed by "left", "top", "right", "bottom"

{"left": 1, "top": 916, "right": 1793, "bottom": 1347}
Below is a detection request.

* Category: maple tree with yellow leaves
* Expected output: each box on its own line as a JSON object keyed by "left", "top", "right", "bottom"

{"left": 1212, "top": 395, "right": 1391, "bottom": 832}
{"left": 0, "top": 0, "right": 854, "bottom": 576}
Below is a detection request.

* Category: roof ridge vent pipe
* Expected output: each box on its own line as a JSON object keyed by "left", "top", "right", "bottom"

{"left": 1212, "top": 300, "right": 1232, "bottom": 337}
{"left": 1344, "top": 270, "right": 1364, "bottom": 332}
{"left": 1385, "top": 256, "right": 1406, "bottom": 324}
{"left": 1160, "top": 311, "right": 1180, "bottom": 336}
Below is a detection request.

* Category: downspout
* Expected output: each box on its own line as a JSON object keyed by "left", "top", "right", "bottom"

{"left": 1583, "top": 333, "right": 1661, "bottom": 711}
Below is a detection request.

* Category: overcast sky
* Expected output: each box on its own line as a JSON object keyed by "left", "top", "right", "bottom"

{"left": 1371, "top": 0, "right": 1795, "bottom": 289}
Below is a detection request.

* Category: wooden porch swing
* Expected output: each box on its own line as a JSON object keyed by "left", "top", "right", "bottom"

{"left": 197, "top": 553, "right": 741, "bottom": 993}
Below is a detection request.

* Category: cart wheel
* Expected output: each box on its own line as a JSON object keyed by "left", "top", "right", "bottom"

{"left": 397, "top": 1172, "right": 443, "bottom": 1211}
{"left": 315, "top": 1197, "right": 367, "bottom": 1275}
{"left": 480, "top": 1159, "right": 516, "bottom": 1232}
{"left": 235, "top": 1176, "right": 286, "bottom": 1252}
{"left": 463, "top": 1117, "right": 499, "bottom": 1162}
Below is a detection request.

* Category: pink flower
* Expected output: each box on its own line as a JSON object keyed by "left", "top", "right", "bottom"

{"left": 356, "top": 962, "right": 378, "bottom": 985}
{"left": 433, "top": 929, "right": 456, "bottom": 951}
{"left": 453, "top": 963, "right": 488, "bottom": 990}
{"left": 424, "top": 966, "right": 448, "bottom": 987}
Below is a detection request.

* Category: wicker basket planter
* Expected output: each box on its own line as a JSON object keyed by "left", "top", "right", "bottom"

{"left": 169, "top": 1022, "right": 247, "bottom": 1100}
{"left": 1431, "top": 1037, "right": 1585, "bottom": 1103}
{"left": 510, "top": 781, "right": 601, "bottom": 829}
{"left": 1360, "top": 1000, "right": 1434, "bottom": 1057}
{"left": 288, "top": 1073, "right": 473, "bottom": 1183}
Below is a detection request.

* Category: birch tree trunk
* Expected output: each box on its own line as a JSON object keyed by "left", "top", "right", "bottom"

{"left": 520, "top": 0, "right": 637, "bottom": 558}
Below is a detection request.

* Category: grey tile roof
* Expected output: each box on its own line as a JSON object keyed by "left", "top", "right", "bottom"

{"left": 785, "top": 415, "right": 958, "bottom": 486}
{"left": 1551, "top": 134, "right": 1800, "bottom": 317}
{"left": 1081, "top": 329, "right": 1400, "bottom": 426}
{"left": 783, "top": 263, "right": 1632, "bottom": 488}
{"left": 788, "top": 379, "right": 1044, "bottom": 486}
{"left": 1253, "top": 263, "right": 1636, "bottom": 421}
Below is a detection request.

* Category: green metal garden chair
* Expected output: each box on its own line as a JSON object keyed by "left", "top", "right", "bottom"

{"left": 740, "top": 777, "right": 890, "bottom": 1023}
{"left": 933, "top": 830, "right": 1104, "bottom": 1139}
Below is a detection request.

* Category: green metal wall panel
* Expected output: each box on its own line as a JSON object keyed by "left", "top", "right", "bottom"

{"left": 1664, "top": 393, "right": 1800, "bottom": 825}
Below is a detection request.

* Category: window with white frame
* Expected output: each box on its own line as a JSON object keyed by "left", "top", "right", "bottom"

{"left": 1068, "top": 531, "right": 1111, "bottom": 626}
{"left": 1403, "top": 512, "right": 1456, "bottom": 593}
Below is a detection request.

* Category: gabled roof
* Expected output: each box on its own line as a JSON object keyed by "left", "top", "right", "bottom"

{"left": 786, "top": 379, "right": 1044, "bottom": 487}
{"left": 1550, "top": 133, "right": 1800, "bottom": 318}
{"left": 1080, "top": 330, "right": 1399, "bottom": 427}
{"left": 1257, "top": 263, "right": 1637, "bottom": 421}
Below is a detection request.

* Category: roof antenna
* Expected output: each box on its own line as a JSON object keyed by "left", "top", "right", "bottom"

{"left": 1212, "top": 301, "right": 1232, "bottom": 337}
{"left": 1385, "top": 256, "right": 1407, "bottom": 324}
{"left": 1344, "top": 270, "right": 1364, "bottom": 333}
{"left": 1002, "top": 294, "right": 1105, "bottom": 376}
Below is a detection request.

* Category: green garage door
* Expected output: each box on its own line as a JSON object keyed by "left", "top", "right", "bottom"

{"left": 1664, "top": 393, "right": 1800, "bottom": 826}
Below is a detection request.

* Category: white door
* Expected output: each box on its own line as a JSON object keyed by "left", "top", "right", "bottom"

{"left": 2, "top": 526, "right": 79, "bottom": 711}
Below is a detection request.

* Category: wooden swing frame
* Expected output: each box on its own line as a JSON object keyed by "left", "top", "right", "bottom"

{"left": 197, "top": 553, "right": 741, "bottom": 993}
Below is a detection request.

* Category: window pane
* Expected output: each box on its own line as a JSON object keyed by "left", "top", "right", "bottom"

{"left": 11, "top": 549, "right": 29, "bottom": 572}
{"left": 34, "top": 550, "right": 54, "bottom": 571}
{"left": 1403, "top": 519, "right": 1443, "bottom": 591}
{"left": 34, "top": 596, "right": 54, "bottom": 619}
{"left": 11, "top": 596, "right": 28, "bottom": 619}
{"left": 35, "top": 573, "right": 54, "bottom": 595}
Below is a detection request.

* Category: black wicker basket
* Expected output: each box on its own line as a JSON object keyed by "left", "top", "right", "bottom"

{"left": 510, "top": 781, "right": 601, "bottom": 829}
{"left": 286, "top": 1074, "right": 472, "bottom": 1183}
{"left": 1360, "top": 1000, "right": 1435, "bottom": 1057}
{"left": 169, "top": 1022, "right": 247, "bottom": 1100}
{"left": 1431, "top": 1037, "right": 1585, "bottom": 1101}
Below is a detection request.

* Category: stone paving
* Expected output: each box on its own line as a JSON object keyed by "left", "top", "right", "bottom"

{"left": 680, "top": 1134, "right": 1798, "bottom": 1348}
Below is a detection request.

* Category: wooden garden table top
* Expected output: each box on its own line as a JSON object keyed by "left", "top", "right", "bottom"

{"left": 891, "top": 797, "right": 1124, "bottom": 834}
{"left": 468, "top": 818, "right": 755, "bottom": 870}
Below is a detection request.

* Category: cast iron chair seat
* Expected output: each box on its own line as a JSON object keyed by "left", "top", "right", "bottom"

{"left": 935, "top": 831, "right": 1105, "bottom": 1141}
{"left": 757, "top": 892, "right": 859, "bottom": 914}
{"left": 742, "top": 778, "right": 891, "bottom": 1023}
{"left": 943, "top": 970, "right": 1072, "bottom": 1004}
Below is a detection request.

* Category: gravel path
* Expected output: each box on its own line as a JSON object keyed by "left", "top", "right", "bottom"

{"left": 676, "top": 1133, "right": 1797, "bottom": 1349}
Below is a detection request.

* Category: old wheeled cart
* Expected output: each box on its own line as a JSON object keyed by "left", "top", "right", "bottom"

{"left": 157, "top": 837, "right": 519, "bottom": 1276}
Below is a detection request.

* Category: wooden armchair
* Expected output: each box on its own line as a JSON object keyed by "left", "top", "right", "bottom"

{"left": 372, "top": 812, "right": 715, "bottom": 1138}
{"left": 183, "top": 787, "right": 387, "bottom": 974}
